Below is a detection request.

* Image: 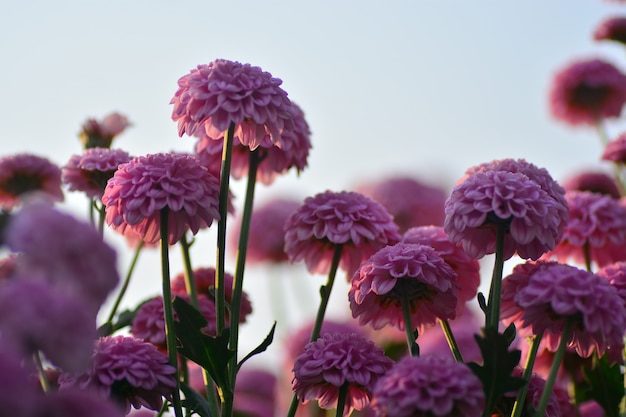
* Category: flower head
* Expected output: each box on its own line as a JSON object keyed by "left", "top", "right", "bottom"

{"left": 549, "top": 58, "right": 626, "bottom": 126}
{"left": 80, "top": 112, "right": 130, "bottom": 149}
{"left": 284, "top": 191, "right": 401, "bottom": 276}
{"left": 0, "top": 153, "right": 63, "bottom": 209}
{"left": 371, "top": 355, "right": 484, "bottom": 417}
{"left": 597, "top": 261, "right": 626, "bottom": 306}
{"left": 292, "top": 332, "right": 394, "bottom": 416}
{"left": 562, "top": 170, "right": 621, "bottom": 199}
{"left": 602, "top": 131, "right": 626, "bottom": 164}
{"left": 496, "top": 369, "right": 561, "bottom": 417}
{"left": 234, "top": 368, "right": 278, "bottom": 417}
{"left": 102, "top": 153, "right": 220, "bottom": 245}
{"left": 594, "top": 16, "right": 626, "bottom": 45}
{"left": 62, "top": 148, "right": 132, "bottom": 199}
{"left": 171, "top": 59, "right": 298, "bottom": 150}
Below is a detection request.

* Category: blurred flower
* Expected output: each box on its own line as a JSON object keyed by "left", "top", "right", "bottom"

{"left": 561, "top": 170, "right": 621, "bottom": 198}
{"left": 597, "top": 261, "right": 626, "bottom": 306}
{"left": 62, "top": 148, "right": 131, "bottom": 199}
{"left": 234, "top": 368, "right": 278, "bottom": 417}
{"left": 284, "top": 191, "right": 400, "bottom": 276}
{"left": 79, "top": 112, "right": 130, "bottom": 149}
{"left": 579, "top": 401, "right": 606, "bottom": 417}
{"left": 0, "top": 344, "right": 42, "bottom": 416}
{"left": 59, "top": 335, "right": 177, "bottom": 413}
{"left": 349, "top": 242, "right": 457, "bottom": 333}
{"left": 0, "top": 153, "right": 63, "bottom": 210}
{"left": 0, "top": 253, "right": 18, "bottom": 281}
{"left": 593, "top": 15, "right": 626, "bottom": 44}
{"left": 171, "top": 59, "right": 298, "bottom": 150}
{"left": 43, "top": 389, "right": 125, "bottom": 417}
{"left": 495, "top": 369, "right": 561, "bottom": 417}
{"left": 102, "top": 153, "right": 220, "bottom": 245}
{"left": 601, "top": 131, "right": 626, "bottom": 164}
{"left": 292, "top": 333, "right": 394, "bottom": 416}
{"left": 549, "top": 58, "right": 626, "bottom": 126}
{"left": 355, "top": 176, "right": 447, "bottom": 233}
{"left": 371, "top": 355, "right": 484, "bottom": 417}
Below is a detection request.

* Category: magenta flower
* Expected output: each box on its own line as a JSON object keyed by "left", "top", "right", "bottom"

{"left": 349, "top": 242, "right": 457, "bottom": 332}
{"left": 171, "top": 59, "right": 298, "bottom": 150}
{"left": 594, "top": 16, "right": 626, "bottom": 45}
{"left": 284, "top": 191, "right": 401, "bottom": 276}
{"left": 234, "top": 368, "right": 278, "bottom": 417}
{"left": 292, "top": 332, "right": 394, "bottom": 415}
{"left": 0, "top": 153, "right": 63, "bottom": 209}
{"left": 562, "top": 170, "right": 621, "bottom": 199}
{"left": 102, "top": 153, "right": 220, "bottom": 245}
{"left": 59, "top": 335, "right": 177, "bottom": 413}
{"left": 602, "top": 131, "right": 626, "bottom": 164}
{"left": 545, "top": 190, "right": 626, "bottom": 267}
{"left": 355, "top": 176, "right": 447, "bottom": 232}
{"left": 80, "top": 112, "right": 130, "bottom": 149}
{"left": 371, "top": 355, "right": 484, "bottom": 417}
{"left": 549, "top": 58, "right": 626, "bottom": 126}
{"left": 0, "top": 345, "right": 43, "bottom": 416}
{"left": 597, "top": 261, "right": 626, "bottom": 306}
{"left": 43, "top": 389, "right": 125, "bottom": 417}
{"left": 62, "top": 148, "right": 131, "bottom": 199}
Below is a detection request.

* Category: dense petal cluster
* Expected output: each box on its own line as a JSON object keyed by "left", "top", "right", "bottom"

{"left": 62, "top": 148, "right": 131, "bottom": 199}
{"left": 349, "top": 242, "right": 458, "bottom": 332}
{"left": 171, "top": 59, "right": 298, "bottom": 150}
{"left": 597, "top": 261, "right": 626, "bottom": 306}
{"left": 284, "top": 191, "right": 401, "bottom": 275}
{"left": 593, "top": 15, "right": 626, "bottom": 44}
{"left": 561, "top": 170, "right": 621, "bottom": 198}
{"left": 102, "top": 153, "right": 220, "bottom": 245}
{"left": 292, "top": 332, "right": 394, "bottom": 415}
{"left": 549, "top": 58, "right": 626, "bottom": 126}
{"left": 0, "top": 153, "right": 63, "bottom": 209}
{"left": 371, "top": 355, "right": 484, "bottom": 417}
{"left": 601, "top": 131, "right": 626, "bottom": 164}
{"left": 80, "top": 112, "right": 130, "bottom": 149}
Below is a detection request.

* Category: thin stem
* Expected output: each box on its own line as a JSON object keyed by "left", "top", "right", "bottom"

{"left": 335, "top": 383, "right": 349, "bottom": 417}
{"left": 97, "top": 201, "right": 106, "bottom": 238}
{"left": 511, "top": 331, "right": 545, "bottom": 417}
{"left": 401, "top": 294, "right": 419, "bottom": 357}
{"left": 486, "top": 222, "right": 506, "bottom": 330}
{"left": 33, "top": 351, "right": 50, "bottom": 393}
{"left": 440, "top": 319, "right": 463, "bottom": 362}
{"left": 180, "top": 234, "right": 199, "bottom": 308}
{"left": 583, "top": 240, "right": 593, "bottom": 273}
{"left": 105, "top": 241, "right": 144, "bottom": 324}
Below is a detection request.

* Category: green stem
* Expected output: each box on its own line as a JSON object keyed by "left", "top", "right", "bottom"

{"left": 583, "top": 240, "right": 593, "bottom": 273}
{"left": 33, "top": 351, "right": 50, "bottom": 392}
{"left": 105, "top": 241, "right": 144, "bottom": 325}
{"left": 180, "top": 234, "right": 199, "bottom": 308}
{"left": 159, "top": 208, "right": 183, "bottom": 417}
{"left": 440, "top": 319, "right": 463, "bottom": 362}
{"left": 486, "top": 222, "right": 506, "bottom": 330}
{"left": 511, "top": 331, "right": 545, "bottom": 417}
{"left": 97, "top": 201, "right": 106, "bottom": 238}
{"left": 335, "top": 383, "right": 348, "bottom": 417}
{"left": 401, "top": 294, "right": 419, "bottom": 357}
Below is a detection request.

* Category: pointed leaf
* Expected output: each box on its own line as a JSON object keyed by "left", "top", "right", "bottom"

{"left": 237, "top": 322, "right": 277, "bottom": 371}
{"left": 574, "top": 352, "right": 624, "bottom": 417}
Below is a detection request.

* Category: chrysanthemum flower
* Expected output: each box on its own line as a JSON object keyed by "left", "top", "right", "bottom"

{"left": 0, "top": 344, "right": 43, "bottom": 416}
{"left": 292, "top": 332, "right": 394, "bottom": 416}
{"left": 371, "top": 355, "right": 484, "bottom": 417}
{"left": 0, "top": 253, "right": 18, "bottom": 281}
{"left": 562, "top": 170, "right": 621, "bottom": 199}
{"left": 594, "top": 16, "right": 626, "bottom": 45}
{"left": 58, "top": 335, "right": 177, "bottom": 413}
{"left": 597, "top": 261, "right": 626, "bottom": 306}
{"left": 0, "top": 153, "right": 63, "bottom": 209}
{"left": 602, "top": 131, "right": 626, "bottom": 164}
{"left": 284, "top": 191, "right": 401, "bottom": 276}
{"left": 43, "top": 389, "right": 125, "bottom": 417}
{"left": 549, "top": 58, "right": 626, "bottom": 126}
{"left": 349, "top": 242, "right": 457, "bottom": 332}
{"left": 62, "top": 148, "right": 131, "bottom": 199}
{"left": 495, "top": 369, "right": 561, "bottom": 417}
{"left": 355, "top": 176, "right": 447, "bottom": 232}
{"left": 544, "top": 190, "right": 626, "bottom": 267}
{"left": 171, "top": 59, "right": 298, "bottom": 150}
{"left": 233, "top": 368, "right": 278, "bottom": 417}
{"left": 79, "top": 112, "right": 130, "bottom": 149}
{"left": 102, "top": 153, "right": 220, "bottom": 245}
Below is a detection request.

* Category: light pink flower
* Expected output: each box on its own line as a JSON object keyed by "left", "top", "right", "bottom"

{"left": 171, "top": 59, "right": 298, "bottom": 150}
{"left": 594, "top": 16, "right": 626, "bottom": 44}
{"left": 62, "top": 148, "right": 131, "bottom": 199}
{"left": 602, "top": 131, "right": 626, "bottom": 164}
{"left": 349, "top": 242, "right": 458, "bottom": 332}
{"left": 59, "top": 335, "right": 177, "bottom": 413}
{"left": 355, "top": 176, "right": 447, "bottom": 232}
{"left": 292, "top": 333, "right": 394, "bottom": 416}
{"left": 549, "top": 58, "right": 626, "bottom": 126}
{"left": 371, "top": 355, "right": 484, "bottom": 417}
{"left": 284, "top": 191, "right": 401, "bottom": 276}
{"left": 0, "top": 153, "right": 63, "bottom": 209}
{"left": 80, "top": 112, "right": 130, "bottom": 149}
{"left": 102, "top": 153, "right": 220, "bottom": 245}
{"left": 562, "top": 170, "right": 621, "bottom": 199}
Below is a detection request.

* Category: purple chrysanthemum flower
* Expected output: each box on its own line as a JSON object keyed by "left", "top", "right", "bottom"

{"left": 544, "top": 190, "right": 626, "bottom": 267}
{"left": 43, "top": 389, "right": 125, "bottom": 417}
{"left": 562, "top": 170, "right": 621, "bottom": 199}
{"left": 594, "top": 15, "right": 626, "bottom": 45}
{"left": 62, "top": 148, "right": 132, "bottom": 199}
{"left": 597, "top": 261, "right": 626, "bottom": 306}
{"left": 59, "top": 335, "right": 177, "bottom": 413}
{"left": 234, "top": 368, "right": 278, "bottom": 417}
{"left": 80, "top": 112, "right": 130, "bottom": 149}
{"left": 171, "top": 59, "right": 298, "bottom": 150}
{"left": 0, "top": 153, "right": 63, "bottom": 209}
{"left": 549, "top": 58, "right": 626, "bottom": 126}
{"left": 349, "top": 242, "right": 458, "bottom": 332}
{"left": 371, "top": 355, "right": 484, "bottom": 417}
{"left": 0, "top": 344, "right": 42, "bottom": 416}
{"left": 501, "top": 262, "right": 626, "bottom": 357}
{"left": 102, "top": 153, "right": 220, "bottom": 245}
{"left": 355, "top": 176, "right": 447, "bottom": 233}
{"left": 602, "top": 131, "right": 626, "bottom": 164}
{"left": 284, "top": 191, "right": 401, "bottom": 276}
{"left": 292, "top": 332, "right": 394, "bottom": 416}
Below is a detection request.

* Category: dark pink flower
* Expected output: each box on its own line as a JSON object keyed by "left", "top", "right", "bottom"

{"left": 80, "top": 112, "right": 130, "bottom": 149}
{"left": 544, "top": 190, "right": 626, "bottom": 267}
{"left": 0, "top": 153, "right": 63, "bottom": 209}
{"left": 597, "top": 261, "right": 626, "bottom": 306}
{"left": 561, "top": 170, "right": 621, "bottom": 199}
{"left": 579, "top": 401, "right": 606, "bottom": 417}
{"left": 349, "top": 242, "right": 458, "bottom": 333}
{"left": 171, "top": 59, "right": 298, "bottom": 150}
{"left": 602, "top": 131, "right": 626, "bottom": 164}
{"left": 59, "top": 335, "right": 177, "bottom": 413}
{"left": 292, "top": 333, "right": 394, "bottom": 416}
{"left": 43, "top": 389, "right": 125, "bottom": 417}
{"left": 371, "top": 355, "right": 484, "bottom": 417}
{"left": 284, "top": 191, "right": 401, "bottom": 276}
{"left": 234, "top": 368, "right": 278, "bottom": 417}
{"left": 102, "top": 153, "right": 220, "bottom": 245}
{"left": 62, "top": 148, "right": 132, "bottom": 199}
{"left": 549, "top": 58, "right": 626, "bottom": 126}
{"left": 594, "top": 16, "right": 626, "bottom": 44}
{"left": 355, "top": 176, "right": 447, "bottom": 233}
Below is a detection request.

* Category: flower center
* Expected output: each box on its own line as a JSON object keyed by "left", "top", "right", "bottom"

{"left": 0, "top": 172, "right": 45, "bottom": 197}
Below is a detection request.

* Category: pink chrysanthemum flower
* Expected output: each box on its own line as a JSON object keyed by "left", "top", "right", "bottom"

{"left": 284, "top": 191, "right": 401, "bottom": 276}
{"left": 171, "top": 59, "right": 298, "bottom": 150}
{"left": 349, "top": 242, "right": 458, "bottom": 332}
{"left": 562, "top": 170, "right": 621, "bottom": 199}
{"left": 102, "top": 153, "right": 220, "bottom": 245}
{"left": 602, "top": 131, "right": 626, "bottom": 164}
{"left": 62, "top": 148, "right": 132, "bottom": 199}
{"left": 549, "top": 58, "right": 626, "bottom": 126}
{"left": 544, "top": 190, "right": 626, "bottom": 267}
{"left": 0, "top": 153, "right": 63, "bottom": 209}
{"left": 80, "top": 112, "right": 130, "bottom": 149}
{"left": 59, "top": 335, "right": 177, "bottom": 413}
{"left": 597, "top": 261, "right": 626, "bottom": 306}
{"left": 371, "top": 355, "right": 484, "bottom": 417}
{"left": 501, "top": 262, "right": 626, "bottom": 357}
{"left": 594, "top": 16, "right": 626, "bottom": 44}
{"left": 292, "top": 332, "right": 394, "bottom": 416}
{"left": 355, "top": 176, "right": 447, "bottom": 233}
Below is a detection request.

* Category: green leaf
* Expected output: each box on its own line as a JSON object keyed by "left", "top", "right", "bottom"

{"left": 237, "top": 322, "right": 276, "bottom": 371}
{"left": 574, "top": 352, "right": 624, "bottom": 417}
{"left": 180, "top": 381, "right": 215, "bottom": 417}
